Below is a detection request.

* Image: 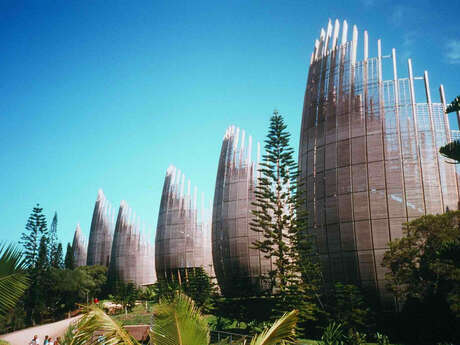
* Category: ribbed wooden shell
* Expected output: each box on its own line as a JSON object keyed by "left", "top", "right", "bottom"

{"left": 155, "top": 166, "right": 213, "bottom": 280}
{"left": 212, "top": 126, "right": 272, "bottom": 297}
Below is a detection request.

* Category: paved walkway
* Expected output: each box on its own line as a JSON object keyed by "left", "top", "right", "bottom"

{"left": 0, "top": 316, "right": 81, "bottom": 345}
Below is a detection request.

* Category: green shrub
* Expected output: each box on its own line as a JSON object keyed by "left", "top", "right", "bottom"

{"left": 376, "top": 332, "right": 390, "bottom": 345}
{"left": 321, "top": 322, "right": 345, "bottom": 345}
{"left": 344, "top": 330, "right": 366, "bottom": 345}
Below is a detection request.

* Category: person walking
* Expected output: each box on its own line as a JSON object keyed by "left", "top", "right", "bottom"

{"left": 47, "top": 337, "right": 54, "bottom": 345}
{"left": 29, "top": 335, "right": 40, "bottom": 345}
{"left": 55, "top": 337, "right": 61, "bottom": 345}
{"left": 43, "top": 335, "right": 49, "bottom": 345}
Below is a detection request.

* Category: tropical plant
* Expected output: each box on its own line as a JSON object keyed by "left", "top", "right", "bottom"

{"left": 344, "top": 329, "right": 366, "bottom": 345}
{"left": 112, "top": 282, "right": 139, "bottom": 315}
{"left": 151, "top": 293, "right": 210, "bottom": 345}
{"left": 382, "top": 211, "right": 460, "bottom": 343}
{"left": 0, "top": 243, "right": 29, "bottom": 316}
{"left": 440, "top": 140, "right": 460, "bottom": 163}
{"left": 60, "top": 323, "right": 76, "bottom": 345}
{"left": 320, "top": 322, "right": 345, "bottom": 345}
{"left": 382, "top": 211, "right": 460, "bottom": 315}
{"left": 375, "top": 332, "right": 390, "bottom": 345}
{"left": 446, "top": 95, "right": 460, "bottom": 113}
{"left": 67, "top": 292, "right": 298, "bottom": 345}
{"left": 440, "top": 95, "right": 460, "bottom": 163}
{"left": 69, "top": 304, "right": 137, "bottom": 345}
{"left": 327, "top": 283, "right": 373, "bottom": 333}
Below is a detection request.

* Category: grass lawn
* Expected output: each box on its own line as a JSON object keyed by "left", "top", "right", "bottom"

{"left": 111, "top": 303, "right": 154, "bottom": 325}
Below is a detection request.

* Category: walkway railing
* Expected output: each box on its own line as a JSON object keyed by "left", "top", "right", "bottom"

{"left": 210, "top": 330, "right": 250, "bottom": 344}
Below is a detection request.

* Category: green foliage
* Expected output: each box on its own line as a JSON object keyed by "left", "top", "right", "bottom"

{"left": 248, "top": 310, "right": 298, "bottom": 345}
{"left": 207, "top": 315, "right": 235, "bottom": 331}
{"left": 112, "top": 282, "right": 139, "bottom": 313}
{"left": 439, "top": 140, "right": 460, "bottom": 163}
{"left": 20, "top": 204, "right": 48, "bottom": 268}
{"left": 327, "top": 283, "right": 373, "bottom": 333}
{"left": 382, "top": 211, "right": 460, "bottom": 316}
{"left": 344, "top": 330, "right": 366, "bottom": 345}
{"left": 139, "top": 285, "right": 156, "bottom": 301}
{"left": 152, "top": 293, "right": 210, "bottom": 345}
{"left": 54, "top": 242, "right": 63, "bottom": 269}
{"left": 60, "top": 323, "right": 76, "bottom": 345}
{"left": 153, "top": 278, "right": 181, "bottom": 302}
{"left": 111, "top": 303, "right": 153, "bottom": 325}
{"left": 251, "top": 111, "right": 322, "bottom": 323}
{"left": 446, "top": 95, "right": 460, "bottom": 113}
{"left": 0, "top": 243, "right": 29, "bottom": 316}
{"left": 153, "top": 268, "right": 216, "bottom": 310}
{"left": 64, "top": 243, "right": 74, "bottom": 270}
{"left": 376, "top": 332, "right": 390, "bottom": 345}
{"left": 382, "top": 211, "right": 460, "bottom": 344}
{"left": 71, "top": 304, "right": 139, "bottom": 345}
{"left": 251, "top": 111, "right": 300, "bottom": 294}
{"left": 212, "top": 295, "right": 277, "bottom": 331}
{"left": 48, "top": 212, "right": 62, "bottom": 268}
{"left": 47, "top": 265, "right": 107, "bottom": 316}
{"left": 320, "top": 322, "right": 345, "bottom": 345}
{"left": 36, "top": 235, "right": 49, "bottom": 271}
{"left": 440, "top": 96, "right": 460, "bottom": 163}
{"left": 153, "top": 293, "right": 298, "bottom": 345}
{"left": 76, "top": 265, "right": 108, "bottom": 298}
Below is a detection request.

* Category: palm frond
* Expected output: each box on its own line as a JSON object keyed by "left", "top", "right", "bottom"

{"left": 440, "top": 140, "right": 460, "bottom": 163}
{"left": 70, "top": 305, "right": 140, "bottom": 345}
{"left": 446, "top": 95, "right": 460, "bottom": 114}
{"left": 249, "top": 310, "right": 298, "bottom": 345}
{"left": 0, "top": 243, "right": 29, "bottom": 315}
{"left": 60, "top": 323, "right": 77, "bottom": 345}
{"left": 150, "top": 292, "right": 209, "bottom": 345}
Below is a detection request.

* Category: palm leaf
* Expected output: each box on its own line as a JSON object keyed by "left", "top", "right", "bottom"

{"left": 0, "top": 243, "right": 29, "bottom": 315}
{"left": 60, "top": 323, "right": 76, "bottom": 345}
{"left": 446, "top": 95, "right": 460, "bottom": 114}
{"left": 440, "top": 140, "right": 460, "bottom": 163}
{"left": 70, "top": 305, "right": 140, "bottom": 345}
{"left": 248, "top": 310, "right": 298, "bottom": 345}
{"left": 150, "top": 292, "right": 209, "bottom": 345}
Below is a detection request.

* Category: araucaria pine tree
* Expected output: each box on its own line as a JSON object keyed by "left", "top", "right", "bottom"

{"left": 48, "top": 212, "right": 63, "bottom": 268}
{"left": 64, "top": 243, "right": 74, "bottom": 269}
{"left": 20, "top": 204, "right": 48, "bottom": 268}
{"left": 251, "top": 111, "right": 323, "bottom": 325}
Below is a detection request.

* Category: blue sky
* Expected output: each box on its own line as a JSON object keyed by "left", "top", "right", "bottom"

{"left": 1, "top": 0, "right": 459, "bottom": 250}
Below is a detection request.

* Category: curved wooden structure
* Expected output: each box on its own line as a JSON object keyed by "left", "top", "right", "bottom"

{"left": 299, "top": 19, "right": 459, "bottom": 308}
{"left": 212, "top": 126, "right": 272, "bottom": 297}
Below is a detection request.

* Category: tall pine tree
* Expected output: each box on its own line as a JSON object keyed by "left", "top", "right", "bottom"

{"left": 64, "top": 243, "right": 74, "bottom": 269}
{"left": 48, "top": 212, "right": 60, "bottom": 268}
{"left": 36, "top": 235, "right": 49, "bottom": 271}
{"left": 251, "top": 111, "right": 323, "bottom": 325}
{"left": 53, "top": 243, "right": 63, "bottom": 268}
{"left": 20, "top": 204, "right": 48, "bottom": 268}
